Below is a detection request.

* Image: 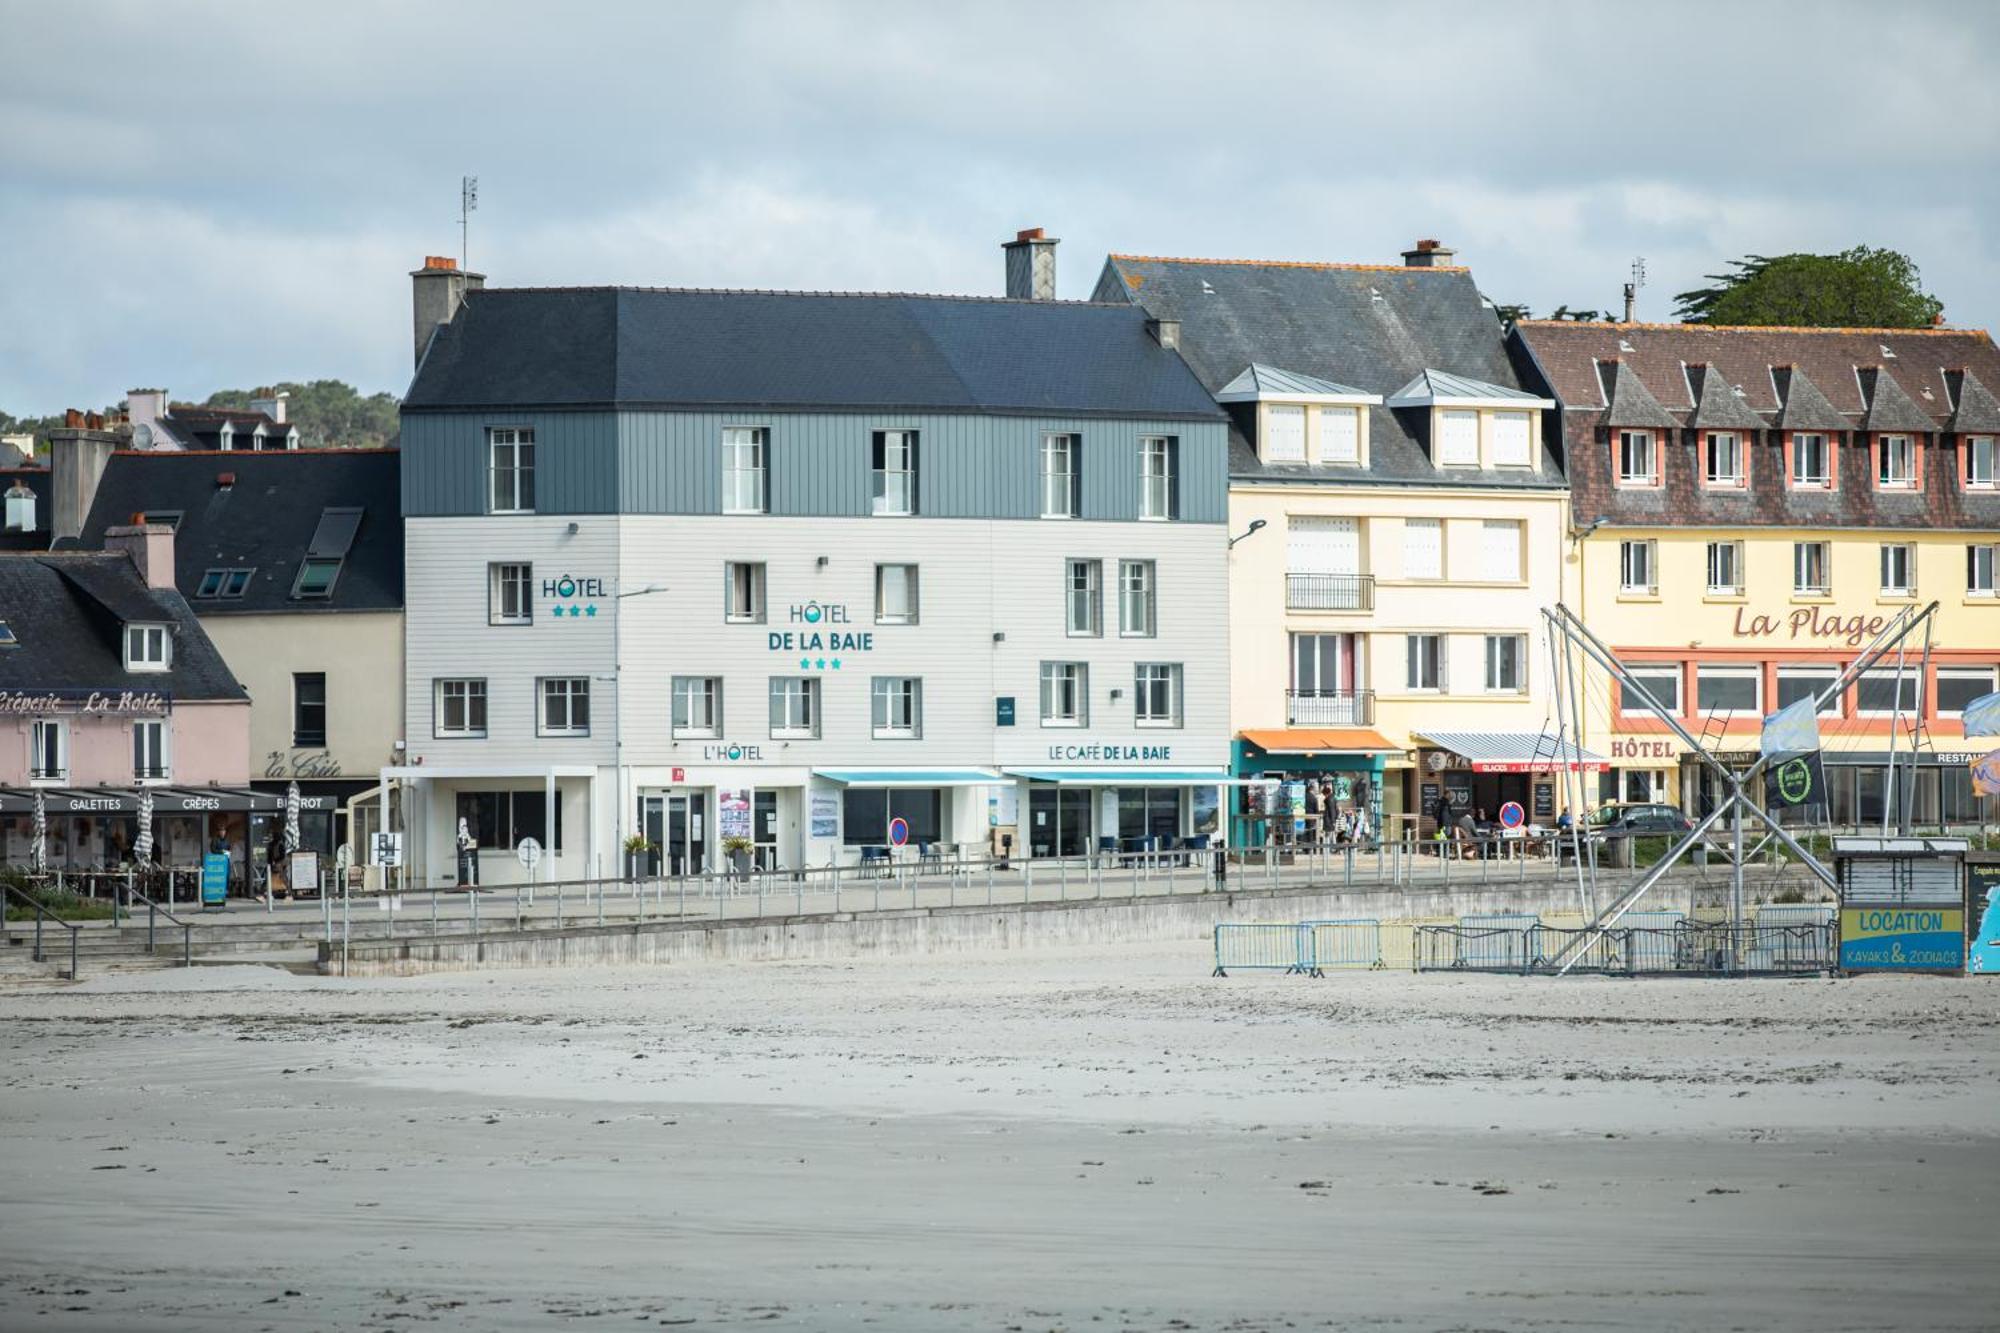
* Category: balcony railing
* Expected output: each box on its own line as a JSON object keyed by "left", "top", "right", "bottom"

{"left": 1286, "top": 690, "right": 1375, "bottom": 726}
{"left": 134, "top": 765, "right": 171, "bottom": 781}
{"left": 1286, "top": 571, "right": 1373, "bottom": 611}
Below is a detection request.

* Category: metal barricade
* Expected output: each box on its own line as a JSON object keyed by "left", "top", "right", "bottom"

{"left": 1457, "top": 914, "right": 1539, "bottom": 970}
{"left": 1303, "top": 919, "right": 1383, "bottom": 971}
{"left": 1212, "top": 923, "right": 1312, "bottom": 977}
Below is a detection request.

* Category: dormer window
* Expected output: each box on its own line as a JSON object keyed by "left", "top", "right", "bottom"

{"left": 1263, "top": 405, "right": 1306, "bottom": 463}
{"left": 1703, "top": 432, "right": 1746, "bottom": 488}
{"left": 1967, "top": 436, "right": 1996, "bottom": 489}
{"left": 1876, "top": 435, "right": 1919, "bottom": 489}
{"left": 1491, "top": 411, "right": 1532, "bottom": 467}
{"left": 1616, "top": 430, "right": 1658, "bottom": 486}
{"left": 219, "top": 422, "right": 235, "bottom": 452}
{"left": 1789, "top": 432, "right": 1834, "bottom": 489}
{"left": 1319, "top": 407, "right": 1363, "bottom": 464}
{"left": 1438, "top": 410, "right": 1479, "bottom": 466}
{"left": 3, "top": 481, "right": 34, "bottom": 532}
{"left": 125, "top": 623, "right": 171, "bottom": 671}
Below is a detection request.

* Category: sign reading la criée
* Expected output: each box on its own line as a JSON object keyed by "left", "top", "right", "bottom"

{"left": 1733, "top": 606, "right": 1887, "bottom": 648}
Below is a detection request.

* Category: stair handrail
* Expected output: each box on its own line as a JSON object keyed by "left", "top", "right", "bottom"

{"left": 1, "top": 880, "right": 83, "bottom": 978}
{"left": 120, "top": 875, "right": 193, "bottom": 967}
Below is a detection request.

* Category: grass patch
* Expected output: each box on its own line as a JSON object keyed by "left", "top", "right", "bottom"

{"left": 2, "top": 872, "right": 120, "bottom": 922}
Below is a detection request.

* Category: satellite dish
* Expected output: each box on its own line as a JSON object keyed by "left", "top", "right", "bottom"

{"left": 133, "top": 424, "right": 153, "bottom": 449}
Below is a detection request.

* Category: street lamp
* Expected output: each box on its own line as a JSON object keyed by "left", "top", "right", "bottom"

{"left": 1228, "top": 518, "right": 1268, "bottom": 549}
{"left": 613, "top": 582, "right": 668, "bottom": 878}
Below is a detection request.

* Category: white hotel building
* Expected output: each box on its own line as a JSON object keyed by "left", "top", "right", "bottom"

{"left": 389, "top": 247, "right": 1232, "bottom": 885}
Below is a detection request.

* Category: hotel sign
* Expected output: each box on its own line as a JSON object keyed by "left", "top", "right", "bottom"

{"left": 0, "top": 689, "right": 171, "bottom": 715}
{"left": 1732, "top": 607, "right": 1887, "bottom": 648}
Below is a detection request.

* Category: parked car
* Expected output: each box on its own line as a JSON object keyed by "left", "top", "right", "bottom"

{"left": 1585, "top": 803, "right": 1695, "bottom": 837}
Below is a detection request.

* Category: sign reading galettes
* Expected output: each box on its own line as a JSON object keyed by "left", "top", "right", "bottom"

{"left": 1732, "top": 606, "right": 1888, "bottom": 648}
{"left": 0, "top": 688, "right": 171, "bottom": 715}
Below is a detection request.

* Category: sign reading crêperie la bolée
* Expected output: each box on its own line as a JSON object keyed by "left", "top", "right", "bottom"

{"left": 0, "top": 688, "right": 171, "bottom": 714}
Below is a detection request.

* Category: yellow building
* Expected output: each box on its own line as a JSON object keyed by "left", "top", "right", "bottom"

{"left": 1097, "top": 247, "right": 1594, "bottom": 838}
{"left": 1513, "top": 321, "right": 2000, "bottom": 826}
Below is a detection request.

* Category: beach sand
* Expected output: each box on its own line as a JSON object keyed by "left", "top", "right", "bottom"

{"left": 1, "top": 942, "right": 1996, "bottom": 1330}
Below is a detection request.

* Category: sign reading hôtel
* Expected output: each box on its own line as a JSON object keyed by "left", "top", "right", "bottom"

{"left": 0, "top": 688, "right": 171, "bottom": 715}
{"left": 1733, "top": 606, "right": 1888, "bottom": 648}
{"left": 768, "top": 602, "right": 876, "bottom": 663}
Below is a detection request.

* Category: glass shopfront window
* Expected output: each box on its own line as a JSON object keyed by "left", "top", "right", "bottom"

{"left": 841, "top": 788, "right": 942, "bottom": 847}
{"left": 1027, "top": 787, "right": 1092, "bottom": 858}
{"left": 1116, "top": 788, "right": 1180, "bottom": 843}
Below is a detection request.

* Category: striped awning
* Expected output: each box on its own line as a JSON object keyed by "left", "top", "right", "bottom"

{"left": 1411, "top": 731, "right": 1608, "bottom": 774}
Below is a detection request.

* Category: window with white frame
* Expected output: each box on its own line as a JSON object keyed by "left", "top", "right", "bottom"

{"left": 1619, "top": 663, "right": 1682, "bottom": 717}
{"left": 1119, "top": 560, "right": 1156, "bottom": 637}
{"left": 1776, "top": 664, "right": 1842, "bottom": 716}
{"left": 1403, "top": 517, "right": 1442, "bottom": 580}
{"left": 1438, "top": 410, "right": 1479, "bottom": 466}
{"left": 1937, "top": 666, "right": 1999, "bottom": 717}
{"left": 1263, "top": 405, "right": 1306, "bottom": 463}
{"left": 1619, "top": 539, "right": 1657, "bottom": 594}
{"left": 1856, "top": 668, "right": 1923, "bottom": 717}
{"left": 1706, "top": 540, "right": 1744, "bottom": 595}
{"left": 1065, "top": 558, "right": 1102, "bottom": 636}
{"left": 434, "top": 678, "right": 488, "bottom": 737}
{"left": 1794, "top": 541, "right": 1831, "bottom": 596}
{"left": 671, "top": 677, "right": 722, "bottom": 738}
{"left": 1134, "top": 663, "right": 1181, "bottom": 727}
{"left": 132, "top": 717, "right": 168, "bottom": 780}
{"left": 1877, "top": 435, "right": 1917, "bottom": 489}
{"left": 725, "top": 562, "right": 766, "bottom": 623}
{"left": 875, "top": 563, "right": 919, "bottom": 625}
{"left": 1140, "top": 436, "right": 1175, "bottom": 519}
{"left": 1696, "top": 664, "right": 1761, "bottom": 715}
{"left": 1480, "top": 519, "right": 1522, "bottom": 582}
{"left": 488, "top": 427, "right": 535, "bottom": 513}
{"left": 30, "top": 718, "right": 66, "bottom": 780}
{"left": 1405, "top": 634, "right": 1444, "bottom": 691}
{"left": 1040, "top": 661, "right": 1089, "bottom": 726}
{"left": 1791, "top": 433, "right": 1831, "bottom": 487}
{"left": 870, "top": 676, "right": 921, "bottom": 738}
{"left": 1320, "top": 407, "right": 1361, "bottom": 464}
{"left": 1880, "top": 543, "right": 1916, "bottom": 596}
{"left": 769, "top": 676, "right": 820, "bottom": 738}
{"left": 1705, "top": 432, "right": 1745, "bottom": 486}
{"left": 1040, "top": 433, "right": 1079, "bottom": 518}
{"left": 1967, "top": 436, "right": 1996, "bottom": 489}
{"left": 1971, "top": 543, "right": 1998, "bottom": 597}
{"left": 1617, "top": 430, "right": 1658, "bottom": 484}
{"left": 871, "top": 430, "right": 917, "bottom": 516}
{"left": 124, "top": 623, "right": 170, "bottom": 671}
{"left": 1492, "top": 411, "right": 1532, "bottom": 467}
{"left": 722, "top": 426, "right": 768, "bottom": 514}
{"left": 489, "top": 562, "right": 532, "bottom": 625}
{"left": 1483, "top": 634, "right": 1525, "bottom": 692}
{"left": 538, "top": 677, "right": 590, "bottom": 736}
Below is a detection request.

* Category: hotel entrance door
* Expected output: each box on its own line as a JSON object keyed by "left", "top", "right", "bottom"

{"left": 641, "top": 792, "right": 708, "bottom": 876}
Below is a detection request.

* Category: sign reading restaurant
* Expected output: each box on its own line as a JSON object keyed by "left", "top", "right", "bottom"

{"left": 0, "top": 688, "right": 171, "bottom": 715}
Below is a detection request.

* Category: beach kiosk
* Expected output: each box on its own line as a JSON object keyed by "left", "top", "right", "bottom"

{"left": 1832, "top": 836, "right": 1968, "bottom": 974}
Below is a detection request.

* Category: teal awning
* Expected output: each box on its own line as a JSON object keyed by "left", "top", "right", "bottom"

{"left": 813, "top": 769, "right": 1001, "bottom": 788}
{"left": 1004, "top": 769, "right": 1236, "bottom": 788}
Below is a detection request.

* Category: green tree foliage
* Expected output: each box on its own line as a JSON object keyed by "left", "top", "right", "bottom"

{"left": 1673, "top": 247, "right": 1943, "bottom": 327}
{"left": 201, "top": 380, "right": 399, "bottom": 449}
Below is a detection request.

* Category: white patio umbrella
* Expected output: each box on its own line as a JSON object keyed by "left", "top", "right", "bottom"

{"left": 283, "top": 781, "right": 302, "bottom": 855}
{"left": 133, "top": 788, "right": 155, "bottom": 865}
{"left": 29, "top": 788, "right": 47, "bottom": 875}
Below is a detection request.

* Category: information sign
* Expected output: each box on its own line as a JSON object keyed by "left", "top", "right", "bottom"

{"left": 200, "top": 853, "right": 229, "bottom": 906}
{"left": 371, "top": 832, "right": 404, "bottom": 868}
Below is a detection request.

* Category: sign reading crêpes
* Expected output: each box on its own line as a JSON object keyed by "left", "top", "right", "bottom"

{"left": 0, "top": 688, "right": 172, "bottom": 715}
{"left": 1733, "top": 607, "right": 1888, "bottom": 649}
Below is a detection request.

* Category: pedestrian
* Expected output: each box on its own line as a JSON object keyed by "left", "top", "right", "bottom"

{"left": 1305, "top": 781, "right": 1322, "bottom": 848}
{"left": 1455, "top": 807, "right": 1477, "bottom": 860}
{"left": 265, "top": 827, "right": 288, "bottom": 898}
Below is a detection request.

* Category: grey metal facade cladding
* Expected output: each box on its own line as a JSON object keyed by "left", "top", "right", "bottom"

{"left": 402, "top": 409, "right": 1228, "bottom": 523}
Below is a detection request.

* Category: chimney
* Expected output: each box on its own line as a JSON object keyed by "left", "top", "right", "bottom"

{"left": 250, "top": 387, "right": 288, "bottom": 424}
{"left": 1002, "top": 227, "right": 1059, "bottom": 300}
{"left": 45, "top": 420, "right": 121, "bottom": 543}
{"left": 1146, "top": 317, "right": 1181, "bottom": 350}
{"left": 411, "top": 254, "right": 485, "bottom": 369}
{"left": 1401, "top": 238, "right": 1457, "bottom": 268}
{"left": 126, "top": 389, "right": 168, "bottom": 449}
{"left": 104, "top": 522, "right": 176, "bottom": 590}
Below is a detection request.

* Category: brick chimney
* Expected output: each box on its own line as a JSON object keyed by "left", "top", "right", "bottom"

{"left": 45, "top": 420, "right": 121, "bottom": 543}
{"left": 1401, "top": 238, "right": 1457, "bottom": 268}
{"left": 411, "top": 255, "right": 485, "bottom": 369}
{"left": 1002, "top": 227, "right": 1059, "bottom": 300}
{"left": 104, "top": 522, "right": 177, "bottom": 590}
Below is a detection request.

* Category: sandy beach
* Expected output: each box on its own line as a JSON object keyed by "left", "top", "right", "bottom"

{"left": 2, "top": 943, "right": 1996, "bottom": 1331}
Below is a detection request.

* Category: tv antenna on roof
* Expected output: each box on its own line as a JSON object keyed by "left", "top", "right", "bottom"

{"left": 460, "top": 175, "right": 479, "bottom": 269}
{"left": 1623, "top": 256, "right": 1646, "bottom": 322}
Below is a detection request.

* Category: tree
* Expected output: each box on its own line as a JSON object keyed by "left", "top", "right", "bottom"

{"left": 1673, "top": 246, "right": 1943, "bottom": 327}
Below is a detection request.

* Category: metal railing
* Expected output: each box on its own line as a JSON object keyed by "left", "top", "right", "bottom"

{"left": 1285, "top": 571, "right": 1373, "bottom": 611}
{"left": 1285, "top": 689, "right": 1374, "bottom": 726}
{"left": 1, "top": 881, "right": 81, "bottom": 978}
{"left": 118, "top": 873, "right": 193, "bottom": 968}
{"left": 1413, "top": 921, "right": 1837, "bottom": 976}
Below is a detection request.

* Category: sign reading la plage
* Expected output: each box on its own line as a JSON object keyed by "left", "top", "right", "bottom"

{"left": 0, "top": 688, "right": 171, "bottom": 715}
{"left": 1733, "top": 606, "right": 1887, "bottom": 648}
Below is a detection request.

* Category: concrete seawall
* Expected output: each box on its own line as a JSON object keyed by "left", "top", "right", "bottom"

{"left": 322, "top": 871, "right": 1824, "bottom": 977}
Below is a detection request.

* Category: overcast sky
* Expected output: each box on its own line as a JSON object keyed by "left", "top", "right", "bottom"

{"left": 4, "top": 0, "right": 1996, "bottom": 414}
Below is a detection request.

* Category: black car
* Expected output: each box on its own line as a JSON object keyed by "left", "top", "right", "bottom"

{"left": 1585, "top": 802, "right": 1694, "bottom": 836}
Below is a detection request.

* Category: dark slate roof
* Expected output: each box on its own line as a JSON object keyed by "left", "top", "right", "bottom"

{"left": 1094, "top": 254, "right": 1562, "bottom": 488}
{"left": 1946, "top": 370, "right": 2000, "bottom": 433}
{"left": 1, "top": 468, "right": 55, "bottom": 552}
{"left": 0, "top": 553, "right": 246, "bottom": 699}
{"left": 73, "top": 450, "right": 403, "bottom": 614}
{"left": 1772, "top": 367, "right": 1850, "bottom": 432}
{"left": 1857, "top": 367, "right": 1935, "bottom": 433}
{"left": 1599, "top": 360, "right": 1679, "bottom": 429}
{"left": 1510, "top": 321, "right": 2000, "bottom": 531}
{"left": 403, "top": 287, "right": 1225, "bottom": 422}
{"left": 1686, "top": 364, "right": 1767, "bottom": 430}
